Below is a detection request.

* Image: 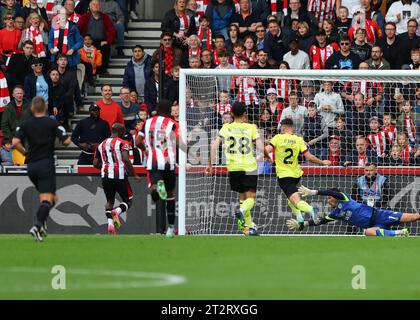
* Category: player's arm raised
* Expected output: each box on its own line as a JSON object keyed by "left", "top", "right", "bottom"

{"left": 122, "top": 150, "right": 141, "bottom": 183}
{"left": 207, "top": 136, "right": 222, "bottom": 173}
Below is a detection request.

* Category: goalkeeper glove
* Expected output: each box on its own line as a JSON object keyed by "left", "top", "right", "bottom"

{"left": 298, "top": 185, "right": 317, "bottom": 198}
{"left": 286, "top": 218, "right": 306, "bottom": 231}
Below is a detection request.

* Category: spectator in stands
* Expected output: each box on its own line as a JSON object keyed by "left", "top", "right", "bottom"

{"left": 307, "top": 0, "right": 339, "bottom": 29}
{"left": 399, "top": 18, "right": 420, "bottom": 66}
{"left": 96, "top": 84, "right": 124, "bottom": 130}
{"left": 346, "top": 92, "right": 372, "bottom": 136}
{"left": 366, "top": 116, "right": 389, "bottom": 159}
{"left": 322, "top": 19, "right": 339, "bottom": 44}
{"left": 350, "top": 28, "right": 372, "bottom": 62}
{"left": 197, "top": 15, "right": 212, "bottom": 51}
{"left": 21, "top": 0, "right": 48, "bottom": 23}
{"left": 329, "top": 114, "right": 354, "bottom": 152}
{"left": 365, "top": 45, "right": 390, "bottom": 69}
{"left": 283, "top": 0, "right": 316, "bottom": 31}
{"left": 152, "top": 32, "right": 183, "bottom": 76}
{"left": 24, "top": 58, "right": 52, "bottom": 104}
{"left": 397, "top": 131, "right": 415, "bottom": 165}
{"left": 412, "top": 86, "right": 420, "bottom": 113}
{"left": 383, "top": 144, "right": 405, "bottom": 165}
{"left": 215, "top": 50, "right": 235, "bottom": 92}
{"left": 71, "top": 103, "right": 111, "bottom": 165}
{"left": 187, "top": 0, "right": 201, "bottom": 29}
{"left": 1, "top": 85, "right": 31, "bottom": 140}
{"left": 407, "top": 47, "right": 420, "bottom": 69}
{"left": 376, "top": 21, "right": 403, "bottom": 69}
{"left": 249, "top": 0, "right": 269, "bottom": 23}
{"left": 243, "top": 35, "right": 257, "bottom": 65}
{"left": 65, "top": 0, "right": 82, "bottom": 24}
{"left": 263, "top": 20, "right": 285, "bottom": 67}
{"left": 188, "top": 54, "right": 201, "bottom": 68}
{"left": 325, "top": 135, "right": 346, "bottom": 166}
{"left": 385, "top": 0, "right": 420, "bottom": 35}
{"left": 161, "top": 0, "right": 197, "bottom": 49}
{"left": 309, "top": 28, "right": 339, "bottom": 69}
{"left": 48, "top": 68, "right": 66, "bottom": 124}
{"left": 77, "top": 0, "right": 116, "bottom": 75}
{"left": 129, "top": 89, "right": 139, "bottom": 104}
{"left": 230, "top": 41, "right": 245, "bottom": 68}
{"left": 250, "top": 48, "right": 271, "bottom": 70}
{"left": 314, "top": 80, "right": 345, "bottom": 129}
{"left": 201, "top": 48, "right": 216, "bottom": 68}
{"left": 122, "top": 45, "right": 153, "bottom": 103}
{"left": 215, "top": 90, "right": 232, "bottom": 118}
{"left": 20, "top": 12, "right": 48, "bottom": 59}
{"left": 14, "top": 15, "right": 25, "bottom": 31}
{"left": 100, "top": 0, "right": 125, "bottom": 57}
{"left": 325, "top": 34, "right": 361, "bottom": 69}
{"left": 296, "top": 21, "right": 314, "bottom": 54}
{"left": 280, "top": 91, "right": 308, "bottom": 136}
{"left": 144, "top": 61, "right": 160, "bottom": 114}
{"left": 397, "top": 100, "right": 418, "bottom": 146}
{"left": 344, "top": 135, "right": 376, "bottom": 167}
{"left": 79, "top": 34, "right": 102, "bottom": 86}
{"left": 118, "top": 86, "right": 139, "bottom": 132}
{"left": 303, "top": 101, "right": 328, "bottom": 159}
{"left": 0, "top": 0, "right": 22, "bottom": 28}
{"left": 349, "top": 7, "right": 382, "bottom": 44}
{"left": 231, "top": 0, "right": 262, "bottom": 39}
{"left": 351, "top": 162, "right": 391, "bottom": 209}
{"left": 381, "top": 112, "right": 398, "bottom": 145}
{"left": 6, "top": 40, "right": 35, "bottom": 90}
{"left": 212, "top": 34, "right": 227, "bottom": 65}
{"left": 263, "top": 87, "right": 284, "bottom": 122}
{"left": 205, "top": 0, "right": 235, "bottom": 40}
{"left": 48, "top": 7, "right": 83, "bottom": 69}
{"left": 0, "top": 14, "right": 22, "bottom": 59}
{"left": 225, "top": 23, "right": 240, "bottom": 54}
{"left": 283, "top": 38, "right": 310, "bottom": 69}
{"left": 299, "top": 80, "right": 316, "bottom": 108}
{"left": 255, "top": 24, "right": 266, "bottom": 50}
{"left": 184, "top": 34, "right": 201, "bottom": 67}
{"left": 164, "top": 65, "right": 180, "bottom": 104}
{"left": 336, "top": 6, "right": 351, "bottom": 37}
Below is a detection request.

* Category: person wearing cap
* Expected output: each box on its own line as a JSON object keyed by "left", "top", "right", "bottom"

{"left": 264, "top": 87, "right": 284, "bottom": 122}
{"left": 71, "top": 103, "right": 111, "bottom": 165}
{"left": 308, "top": 29, "right": 339, "bottom": 69}
{"left": 325, "top": 34, "right": 361, "bottom": 69}
{"left": 23, "top": 58, "right": 53, "bottom": 104}
{"left": 283, "top": 37, "right": 310, "bottom": 69}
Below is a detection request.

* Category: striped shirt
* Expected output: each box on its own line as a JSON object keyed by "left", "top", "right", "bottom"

{"left": 367, "top": 131, "right": 388, "bottom": 157}
{"left": 95, "top": 137, "right": 130, "bottom": 180}
{"left": 307, "top": 0, "right": 337, "bottom": 25}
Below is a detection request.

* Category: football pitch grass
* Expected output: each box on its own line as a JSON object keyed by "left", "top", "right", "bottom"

{"left": 0, "top": 235, "right": 419, "bottom": 300}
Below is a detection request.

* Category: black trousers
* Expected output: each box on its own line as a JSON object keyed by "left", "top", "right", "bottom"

{"left": 77, "top": 152, "right": 94, "bottom": 165}
{"left": 93, "top": 41, "right": 110, "bottom": 72}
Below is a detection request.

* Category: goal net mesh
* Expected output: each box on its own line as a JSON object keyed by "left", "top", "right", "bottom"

{"left": 180, "top": 70, "right": 420, "bottom": 235}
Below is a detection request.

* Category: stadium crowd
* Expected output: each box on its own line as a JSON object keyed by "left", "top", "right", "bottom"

{"left": 0, "top": 0, "right": 419, "bottom": 169}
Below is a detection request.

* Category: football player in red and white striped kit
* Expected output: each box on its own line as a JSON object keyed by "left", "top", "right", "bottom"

{"left": 138, "top": 100, "right": 181, "bottom": 238}
{"left": 93, "top": 123, "right": 141, "bottom": 235}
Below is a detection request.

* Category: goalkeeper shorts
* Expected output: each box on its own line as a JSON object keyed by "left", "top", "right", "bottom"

{"left": 228, "top": 171, "right": 258, "bottom": 193}
{"left": 277, "top": 177, "right": 301, "bottom": 198}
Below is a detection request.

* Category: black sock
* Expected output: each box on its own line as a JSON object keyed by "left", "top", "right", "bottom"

{"left": 151, "top": 189, "right": 160, "bottom": 202}
{"left": 167, "top": 198, "right": 175, "bottom": 225}
{"left": 118, "top": 202, "right": 129, "bottom": 213}
{"left": 105, "top": 211, "right": 112, "bottom": 219}
{"left": 36, "top": 201, "right": 52, "bottom": 228}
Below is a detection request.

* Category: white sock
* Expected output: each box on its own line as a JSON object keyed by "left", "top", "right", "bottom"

{"left": 108, "top": 219, "right": 114, "bottom": 226}
{"left": 114, "top": 207, "right": 122, "bottom": 215}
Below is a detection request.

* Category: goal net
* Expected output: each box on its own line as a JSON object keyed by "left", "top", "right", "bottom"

{"left": 178, "top": 69, "right": 420, "bottom": 236}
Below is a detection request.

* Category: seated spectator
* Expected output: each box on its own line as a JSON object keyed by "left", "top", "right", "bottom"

{"left": 325, "top": 135, "right": 346, "bottom": 166}
{"left": 255, "top": 24, "right": 266, "bottom": 51}
{"left": 383, "top": 144, "right": 405, "bottom": 166}
{"left": 282, "top": 18, "right": 299, "bottom": 46}
{"left": 280, "top": 91, "right": 307, "bottom": 136}
{"left": 205, "top": 0, "right": 235, "bottom": 40}
{"left": 258, "top": 108, "right": 275, "bottom": 140}
{"left": 250, "top": 48, "right": 271, "bottom": 70}
{"left": 184, "top": 34, "right": 201, "bottom": 66}
{"left": 230, "top": 41, "right": 245, "bottom": 68}
{"left": 283, "top": 37, "right": 310, "bottom": 69}
{"left": 197, "top": 15, "right": 212, "bottom": 50}
{"left": 164, "top": 65, "right": 180, "bottom": 104}
{"left": 0, "top": 137, "right": 14, "bottom": 167}
{"left": 335, "top": 6, "right": 352, "bottom": 37}
{"left": 1, "top": 85, "right": 31, "bottom": 140}
{"left": 397, "top": 131, "right": 415, "bottom": 165}
{"left": 376, "top": 21, "right": 402, "bottom": 69}
{"left": 365, "top": 45, "right": 390, "bottom": 69}
{"left": 188, "top": 54, "right": 201, "bottom": 68}
{"left": 48, "top": 68, "right": 66, "bottom": 125}
{"left": 249, "top": 0, "right": 270, "bottom": 23}
{"left": 0, "top": 14, "right": 22, "bottom": 60}
{"left": 303, "top": 101, "right": 328, "bottom": 159}
{"left": 381, "top": 112, "right": 398, "bottom": 145}
{"left": 329, "top": 115, "right": 354, "bottom": 153}
{"left": 243, "top": 35, "right": 257, "bottom": 65}
{"left": 212, "top": 34, "right": 227, "bottom": 65}
{"left": 144, "top": 61, "right": 160, "bottom": 114}
{"left": 215, "top": 50, "right": 235, "bottom": 92}
{"left": 21, "top": 0, "right": 48, "bottom": 23}
{"left": 325, "top": 34, "right": 361, "bottom": 69}
{"left": 161, "top": 0, "right": 196, "bottom": 49}
{"left": 129, "top": 89, "right": 139, "bottom": 104}
{"left": 398, "top": 18, "right": 420, "bottom": 67}
{"left": 322, "top": 18, "right": 339, "bottom": 44}
{"left": 65, "top": 0, "right": 82, "bottom": 23}
{"left": 273, "top": 61, "right": 299, "bottom": 103}
{"left": 296, "top": 21, "right": 314, "bottom": 54}
{"left": 263, "top": 20, "right": 285, "bottom": 67}
{"left": 215, "top": 90, "right": 232, "bottom": 118}
{"left": 314, "top": 80, "right": 345, "bottom": 129}
{"left": 200, "top": 48, "right": 216, "bottom": 68}
{"left": 366, "top": 116, "right": 389, "bottom": 159}
{"left": 187, "top": 0, "right": 200, "bottom": 28}
{"left": 349, "top": 8, "right": 382, "bottom": 44}
{"left": 79, "top": 34, "right": 103, "bottom": 85}
{"left": 307, "top": 0, "right": 338, "bottom": 29}
{"left": 6, "top": 40, "right": 35, "bottom": 90}
{"left": 397, "top": 100, "right": 418, "bottom": 146}
{"left": 343, "top": 135, "right": 376, "bottom": 167}
{"left": 283, "top": 0, "right": 316, "bottom": 31}
{"left": 350, "top": 28, "right": 372, "bottom": 62}
{"left": 77, "top": 0, "right": 116, "bottom": 75}
{"left": 309, "top": 28, "right": 339, "bottom": 69}
{"left": 20, "top": 12, "right": 48, "bottom": 58}
{"left": 118, "top": 86, "right": 139, "bottom": 132}
{"left": 225, "top": 23, "right": 240, "bottom": 54}
{"left": 299, "top": 80, "right": 316, "bottom": 108}
{"left": 412, "top": 86, "right": 420, "bottom": 113}
{"left": 100, "top": 0, "right": 125, "bottom": 57}
{"left": 405, "top": 47, "right": 420, "bottom": 69}
{"left": 152, "top": 33, "right": 183, "bottom": 75}
{"left": 0, "top": 0, "right": 22, "bottom": 29}
{"left": 48, "top": 7, "right": 83, "bottom": 69}
{"left": 13, "top": 15, "right": 25, "bottom": 31}
{"left": 346, "top": 92, "right": 372, "bottom": 136}
{"left": 122, "top": 44, "right": 152, "bottom": 103}
{"left": 24, "top": 58, "right": 52, "bottom": 104}
{"left": 263, "top": 88, "right": 284, "bottom": 122}
{"left": 230, "top": 0, "right": 261, "bottom": 39}
{"left": 71, "top": 103, "right": 111, "bottom": 165}
{"left": 385, "top": 1, "right": 420, "bottom": 35}
{"left": 96, "top": 84, "right": 124, "bottom": 130}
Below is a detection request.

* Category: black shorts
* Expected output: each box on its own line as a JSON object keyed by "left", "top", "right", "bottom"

{"left": 148, "top": 169, "right": 176, "bottom": 191}
{"left": 27, "top": 159, "right": 56, "bottom": 194}
{"left": 277, "top": 177, "right": 301, "bottom": 198}
{"left": 102, "top": 177, "right": 132, "bottom": 203}
{"left": 229, "top": 171, "right": 258, "bottom": 193}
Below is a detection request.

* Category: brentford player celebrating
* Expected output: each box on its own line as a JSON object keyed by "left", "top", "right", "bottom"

{"left": 93, "top": 123, "right": 141, "bottom": 235}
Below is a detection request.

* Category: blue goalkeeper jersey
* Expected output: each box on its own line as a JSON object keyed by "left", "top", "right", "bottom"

{"left": 325, "top": 193, "right": 374, "bottom": 228}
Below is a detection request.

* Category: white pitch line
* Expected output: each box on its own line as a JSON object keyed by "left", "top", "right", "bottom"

{"left": 0, "top": 267, "right": 186, "bottom": 293}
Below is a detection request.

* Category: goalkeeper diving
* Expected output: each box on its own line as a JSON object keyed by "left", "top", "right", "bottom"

{"left": 286, "top": 186, "right": 420, "bottom": 237}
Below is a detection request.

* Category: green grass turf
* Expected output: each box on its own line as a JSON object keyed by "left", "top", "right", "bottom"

{"left": 0, "top": 235, "right": 419, "bottom": 300}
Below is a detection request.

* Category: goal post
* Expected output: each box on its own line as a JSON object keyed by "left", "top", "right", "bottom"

{"left": 178, "top": 69, "right": 420, "bottom": 236}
